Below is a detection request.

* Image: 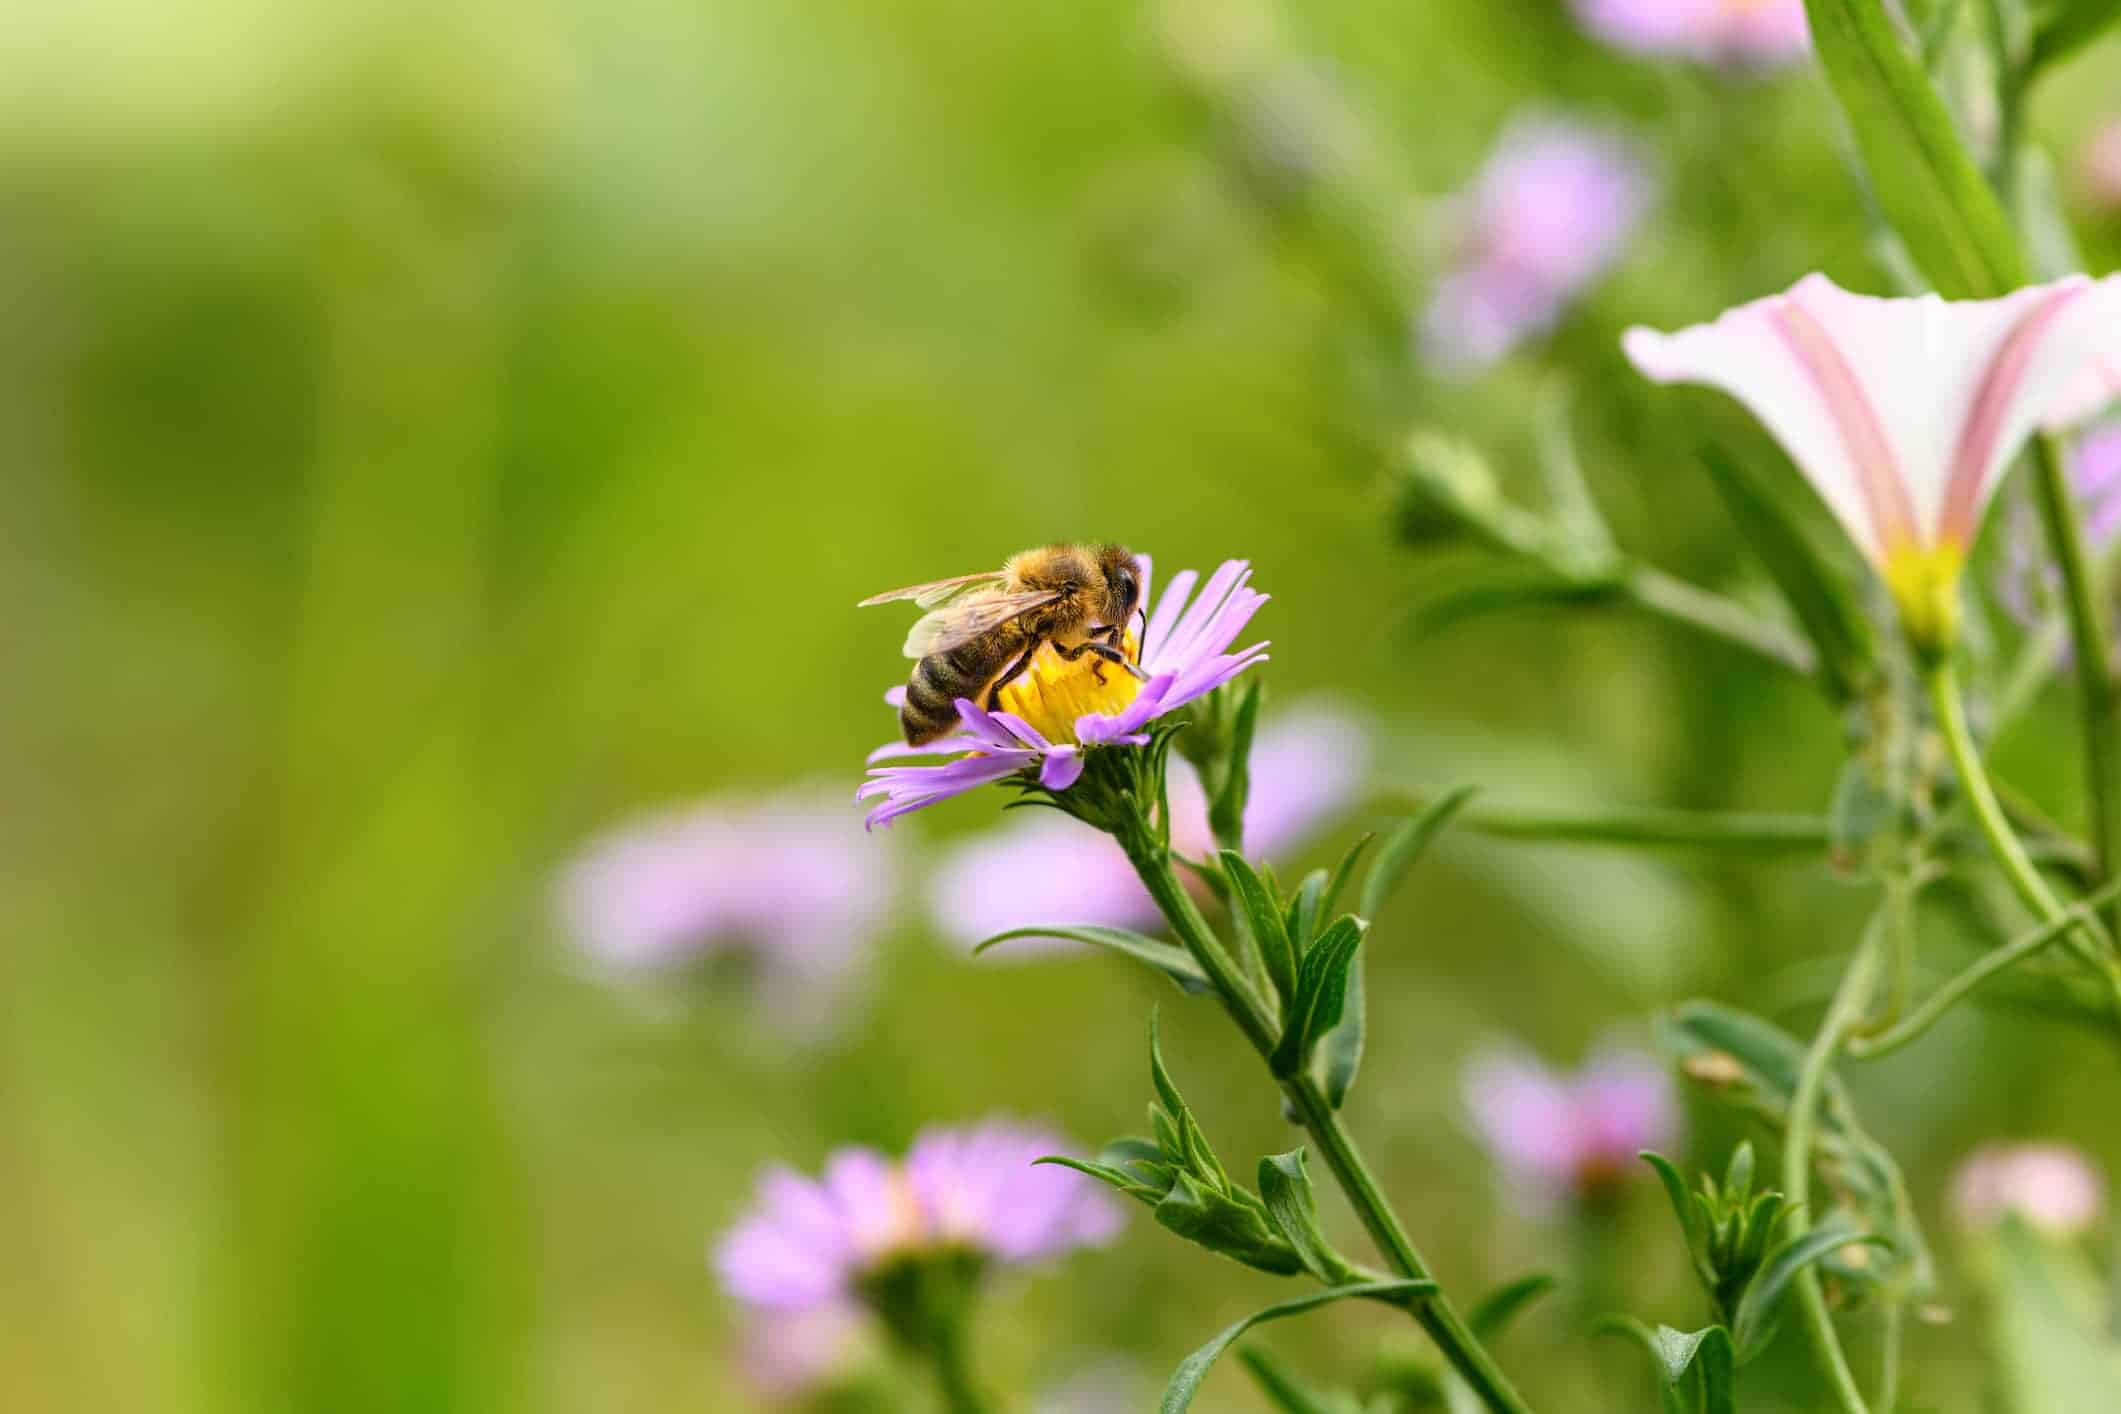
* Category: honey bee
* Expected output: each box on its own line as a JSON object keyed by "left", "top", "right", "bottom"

{"left": 860, "top": 543, "right": 1149, "bottom": 745}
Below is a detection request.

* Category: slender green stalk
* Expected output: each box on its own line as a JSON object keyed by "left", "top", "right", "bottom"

{"left": 1623, "top": 564, "right": 1818, "bottom": 676}
{"left": 1397, "top": 799, "right": 1834, "bottom": 852}
{"left": 1784, "top": 927, "right": 1884, "bottom": 1414}
{"left": 1924, "top": 659, "right": 2121, "bottom": 1010}
{"left": 927, "top": 1322, "right": 992, "bottom": 1414}
{"left": 1877, "top": 1298, "right": 1903, "bottom": 1414}
{"left": 2027, "top": 435, "right": 2121, "bottom": 937}
{"left": 1116, "top": 820, "right": 1535, "bottom": 1414}
{"left": 1848, "top": 877, "right": 2121, "bottom": 1058}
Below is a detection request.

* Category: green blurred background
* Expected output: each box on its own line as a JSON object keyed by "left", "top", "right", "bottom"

{"left": 5, "top": 1, "right": 2119, "bottom": 1410}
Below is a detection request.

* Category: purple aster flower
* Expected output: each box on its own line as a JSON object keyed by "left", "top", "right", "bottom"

{"left": 858, "top": 558, "right": 1269, "bottom": 828}
{"left": 1950, "top": 1143, "right": 2106, "bottom": 1239}
{"left": 1421, "top": 117, "right": 1653, "bottom": 374}
{"left": 1462, "top": 1042, "right": 1678, "bottom": 1212}
{"left": 714, "top": 1119, "right": 1121, "bottom": 1328}
{"left": 927, "top": 706, "right": 1369, "bottom": 952}
{"left": 553, "top": 790, "right": 891, "bottom": 1039}
{"left": 1570, "top": 0, "right": 1810, "bottom": 68}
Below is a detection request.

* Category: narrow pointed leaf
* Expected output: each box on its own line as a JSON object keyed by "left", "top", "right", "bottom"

{"left": 1272, "top": 916, "right": 1366, "bottom": 1075}
{"left": 1320, "top": 832, "right": 1375, "bottom": 922}
{"left": 1593, "top": 1317, "right": 1700, "bottom": 1414}
{"left": 1257, "top": 1150, "right": 1355, "bottom": 1284}
{"left": 1733, "top": 1218, "right": 1890, "bottom": 1359}
{"left": 976, "top": 925, "right": 1210, "bottom": 992}
{"left": 1801, "top": 0, "right": 2026, "bottom": 298}
{"left": 1149, "top": 1012, "right": 1228, "bottom": 1191}
{"left": 1639, "top": 1152, "right": 1704, "bottom": 1260}
{"left": 1209, "top": 679, "right": 1264, "bottom": 852}
{"left": 2030, "top": 0, "right": 2121, "bottom": 71}
{"left": 1032, "top": 1155, "right": 1163, "bottom": 1204}
{"left": 1699, "top": 445, "right": 1875, "bottom": 703}
{"left": 1466, "top": 1272, "right": 1557, "bottom": 1341}
{"left": 1161, "top": 1281, "right": 1437, "bottom": 1414}
{"left": 1285, "top": 869, "right": 1330, "bottom": 956}
{"left": 1223, "top": 849, "right": 1299, "bottom": 1004}
{"left": 1361, "top": 787, "right": 1477, "bottom": 921}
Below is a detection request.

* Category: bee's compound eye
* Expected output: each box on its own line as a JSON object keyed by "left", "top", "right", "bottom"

{"left": 1117, "top": 569, "right": 1137, "bottom": 604}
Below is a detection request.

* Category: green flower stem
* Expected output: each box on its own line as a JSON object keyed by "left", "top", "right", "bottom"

{"left": 1784, "top": 924, "right": 1885, "bottom": 1414}
{"left": 1622, "top": 563, "right": 1819, "bottom": 676}
{"left": 1115, "top": 819, "right": 1535, "bottom": 1414}
{"left": 927, "top": 1320, "right": 992, "bottom": 1414}
{"left": 1924, "top": 658, "right": 2121, "bottom": 1012}
{"left": 1848, "top": 876, "right": 2121, "bottom": 1059}
{"left": 2028, "top": 434, "right": 2121, "bottom": 938}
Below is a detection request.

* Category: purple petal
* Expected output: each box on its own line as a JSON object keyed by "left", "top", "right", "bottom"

{"left": 860, "top": 753, "right": 1036, "bottom": 828}
{"left": 1039, "top": 748, "right": 1085, "bottom": 791}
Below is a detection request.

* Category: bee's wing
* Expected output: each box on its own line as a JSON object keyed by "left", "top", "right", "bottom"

{"left": 858, "top": 571, "right": 1009, "bottom": 609}
{"left": 903, "top": 589, "right": 1062, "bottom": 658}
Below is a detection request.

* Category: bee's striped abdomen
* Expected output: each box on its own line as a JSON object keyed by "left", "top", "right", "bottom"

{"left": 900, "top": 637, "right": 1016, "bottom": 745}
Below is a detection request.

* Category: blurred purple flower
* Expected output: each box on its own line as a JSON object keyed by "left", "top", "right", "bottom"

{"left": 1462, "top": 1043, "right": 1678, "bottom": 1210}
{"left": 927, "top": 706, "right": 1369, "bottom": 951}
{"left": 858, "top": 558, "right": 1269, "bottom": 827}
{"left": 1422, "top": 117, "right": 1652, "bottom": 373}
{"left": 1570, "top": 0, "right": 1810, "bottom": 67}
{"left": 554, "top": 790, "right": 891, "bottom": 1038}
{"left": 1950, "top": 1142, "right": 2106, "bottom": 1239}
{"left": 736, "top": 1306, "right": 868, "bottom": 1399}
{"left": 1995, "top": 420, "right": 2121, "bottom": 643}
{"left": 715, "top": 1120, "right": 1121, "bottom": 1321}
{"left": 2082, "top": 118, "right": 2121, "bottom": 214}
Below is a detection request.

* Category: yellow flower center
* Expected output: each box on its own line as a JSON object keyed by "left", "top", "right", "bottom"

{"left": 993, "top": 631, "right": 1143, "bottom": 744}
{"left": 1881, "top": 541, "right": 1964, "bottom": 655}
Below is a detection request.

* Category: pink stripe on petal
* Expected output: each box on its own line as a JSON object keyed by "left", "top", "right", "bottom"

{"left": 1940, "top": 282, "right": 2088, "bottom": 547}
{"left": 1770, "top": 295, "right": 1919, "bottom": 555}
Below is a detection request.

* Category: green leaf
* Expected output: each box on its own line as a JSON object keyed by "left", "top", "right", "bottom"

{"left": 1235, "top": 1348, "right": 1348, "bottom": 1414}
{"left": 1594, "top": 1317, "right": 1706, "bottom": 1414}
{"left": 1722, "top": 1141, "right": 1756, "bottom": 1201}
{"left": 1149, "top": 1011, "right": 1228, "bottom": 1192}
{"left": 1271, "top": 916, "right": 1366, "bottom": 1076}
{"left": 1802, "top": 0, "right": 2026, "bottom": 298}
{"left": 1466, "top": 1273, "right": 1557, "bottom": 1341}
{"left": 1257, "top": 1150, "right": 1355, "bottom": 1284}
{"left": 1223, "top": 850, "right": 1300, "bottom": 1006}
{"left": 1032, "top": 1155, "right": 1163, "bottom": 1203}
{"left": 1732, "top": 1216, "right": 1891, "bottom": 1360}
{"left": 1639, "top": 1152, "right": 1709, "bottom": 1278}
{"left": 1699, "top": 445, "right": 1875, "bottom": 704}
{"left": 1153, "top": 1171, "right": 1306, "bottom": 1276}
{"left": 1361, "top": 787, "right": 1477, "bottom": 921}
{"left": 2029, "top": 0, "right": 2121, "bottom": 71}
{"left": 1208, "top": 679, "right": 1264, "bottom": 851}
{"left": 1319, "top": 832, "right": 1375, "bottom": 923}
{"left": 1991, "top": 1216, "right": 2121, "bottom": 1413}
{"left": 1661, "top": 1002, "right": 1936, "bottom": 1301}
{"left": 975, "top": 925, "right": 1210, "bottom": 993}
{"left": 1285, "top": 869, "right": 1330, "bottom": 956}
{"left": 1161, "top": 1281, "right": 1438, "bottom": 1414}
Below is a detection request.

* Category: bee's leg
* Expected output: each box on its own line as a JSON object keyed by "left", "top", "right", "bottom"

{"left": 1056, "top": 638, "right": 1150, "bottom": 682}
{"left": 985, "top": 640, "right": 1043, "bottom": 711}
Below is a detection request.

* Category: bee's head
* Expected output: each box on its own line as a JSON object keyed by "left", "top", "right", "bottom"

{"left": 1093, "top": 544, "right": 1144, "bottom": 628}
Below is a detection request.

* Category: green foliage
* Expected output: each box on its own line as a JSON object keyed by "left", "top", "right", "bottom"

{"left": 973, "top": 924, "right": 1211, "bottom": 992}
{"left": 1661, "top": 1003, "right": 1935, "bottom": 1302}
{"left": 1272, "top": 916, "right": 1368, "bottom": 1076}
{"left": 1257, "top": 1150, "right": 1359, "bottom": 1285}
{"left": 1160, "top": 1280, "right": 1437, "bottom": 1414}
{"left": 1802, "top": 0, "right": 2027, "bottom": 297}
{"left": 1224, "top": 848, "right": 1302, "bottom": 1006}
{"left": 1697, "top": 446, "right": 1877, "bottom": 705}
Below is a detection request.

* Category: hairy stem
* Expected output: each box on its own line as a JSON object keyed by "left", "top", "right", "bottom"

{"left": 1785, "top": 924, "right": 1884, "bottom": 1414}
{"left": 1117, "top": 820, "right": 1535, "bottom": 1414}
{"left": 927, "top": 1321, "right": 991, "bottom": 1414}
{"left": 2028, "top": 435, "right": 2121, "bottom": 938}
